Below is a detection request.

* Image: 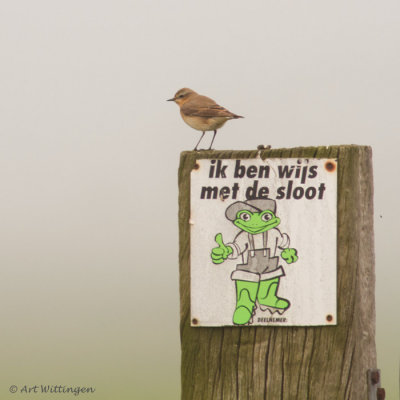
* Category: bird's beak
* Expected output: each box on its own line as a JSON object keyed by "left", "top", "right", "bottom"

{"left": 167, "top": 97, "right": 175, "bottom": 102}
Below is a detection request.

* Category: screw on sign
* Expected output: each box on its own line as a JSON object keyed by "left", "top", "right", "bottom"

{"left": 324, "top": 160, "right": 336, "bottom": 172}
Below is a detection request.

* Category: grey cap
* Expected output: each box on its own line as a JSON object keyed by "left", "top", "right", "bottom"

{"left": 225, "top": 199, "right": 277, "bottom": 221}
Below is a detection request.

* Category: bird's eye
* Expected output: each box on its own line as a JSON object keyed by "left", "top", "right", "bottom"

{"left": 239, "top": 212, "right": 251, "bottom": 221}
{"left": 261, "top": 213, "right": 272, "bottom": 222}
{"left": 179, "top": 94, "right": 185, "bottom": 98}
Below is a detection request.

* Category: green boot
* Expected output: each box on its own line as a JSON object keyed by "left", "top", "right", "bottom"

{"left": 233, "top": 280, "right": 259, "bottom": 325}
{"left": 257, "top": 277, "right": 290, "bottom": 314}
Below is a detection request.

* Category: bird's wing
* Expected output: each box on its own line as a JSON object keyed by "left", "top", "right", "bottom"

{"left": 181, "top": 96, "right": 238, "bottom": 118}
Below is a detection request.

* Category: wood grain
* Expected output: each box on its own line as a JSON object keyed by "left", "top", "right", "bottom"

{"left": 178, "top": 146, "right": 376, "bottom": 399}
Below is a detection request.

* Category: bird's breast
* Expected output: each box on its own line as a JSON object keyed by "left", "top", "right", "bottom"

{"left": 180, "top": 112, "right": 228, "bottom": 131}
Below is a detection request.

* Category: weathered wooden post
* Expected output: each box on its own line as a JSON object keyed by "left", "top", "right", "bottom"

{"left": 178, "top": 145, "right": 378, "bottom": 399}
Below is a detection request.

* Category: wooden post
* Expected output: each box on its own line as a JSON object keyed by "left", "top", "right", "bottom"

{"left": 178, "top": 145, "right": 376, "bottom": 399}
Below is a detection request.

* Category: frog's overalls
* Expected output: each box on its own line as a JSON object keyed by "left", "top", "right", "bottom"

{"left": 226, "top": 199, "right": 290, "bottom": 325}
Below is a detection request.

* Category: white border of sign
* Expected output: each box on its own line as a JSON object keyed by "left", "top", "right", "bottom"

{"left": 190, "top": 157, "right": 337, "bottom": 327}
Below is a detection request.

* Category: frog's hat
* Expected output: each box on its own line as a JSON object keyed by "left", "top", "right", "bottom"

{"left": 225, "top": 199, "right": 277, "bottom": 221}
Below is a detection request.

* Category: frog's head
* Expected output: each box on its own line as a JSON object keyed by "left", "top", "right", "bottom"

{"left": 233, "top": 209, "right": 280, "bottom": 234}
{"left": 226, "top": 199, "right": 280, "bottom": 234}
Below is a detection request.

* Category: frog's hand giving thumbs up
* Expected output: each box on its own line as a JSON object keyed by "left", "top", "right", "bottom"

{"left": 211, "top": 233, "right": 233, "bottom": 264}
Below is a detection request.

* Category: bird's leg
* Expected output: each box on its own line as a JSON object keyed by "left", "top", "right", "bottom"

{"left": 209, "top": 130, "right": 217, "bottom": 150}
{"left": 194, "top": 131, "right": 205, "bottom": 151}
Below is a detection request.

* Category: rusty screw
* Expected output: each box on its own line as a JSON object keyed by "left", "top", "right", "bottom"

{"left": 192, "top": 318, "right": 198, "bottom": 325}
{"left": 371, "top": 370, "right": 380, "bottom": 385}
{"left": 326, "top": 314, "right": 333, "bottom": 322}
{"left": 325, "top": 160, "right": 336, "bottom": 172}
{"left": 377, "top": 387, "right": 385, "bottom": 400}
{"left": 193, "top": 163, "right": 200, "bottom": 170}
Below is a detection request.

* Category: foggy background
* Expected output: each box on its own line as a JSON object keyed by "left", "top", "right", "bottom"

{"left": 1, "top": 1, "right": 399, "bottom": 398}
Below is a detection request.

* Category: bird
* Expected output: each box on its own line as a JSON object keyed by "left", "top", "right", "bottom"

{"left": 167, "top": 88, "right": 243, "bottom": 151}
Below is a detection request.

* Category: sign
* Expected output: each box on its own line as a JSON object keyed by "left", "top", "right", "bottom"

{"left": 190, "top": 157, "right": 337, "bottom": 327}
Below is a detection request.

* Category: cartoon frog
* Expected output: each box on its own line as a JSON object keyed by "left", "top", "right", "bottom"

{"left": 211, "top": 198, "right": 298, "bottom": 325}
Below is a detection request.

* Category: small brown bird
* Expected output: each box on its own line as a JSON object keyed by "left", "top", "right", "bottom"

{"left": 167, "top": 88, "right": 243, "bottom": 150}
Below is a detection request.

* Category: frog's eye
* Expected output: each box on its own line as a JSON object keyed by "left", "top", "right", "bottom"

{"left": 261, "top": 213, "right": 272, "bottom": 222}
{"left": 239, "top": 212, "right": 251, "bottom": 221}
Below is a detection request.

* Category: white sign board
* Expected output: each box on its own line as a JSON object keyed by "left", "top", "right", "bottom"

{"left": 190, "top": 157, "right": 337, "bottom": 327}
